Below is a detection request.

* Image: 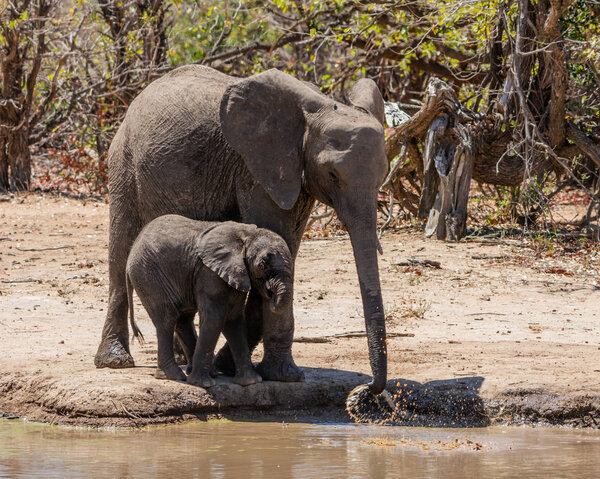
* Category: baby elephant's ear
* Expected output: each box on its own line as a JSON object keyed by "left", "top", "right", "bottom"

{"left": 197, "top": 223, "right": 251, "bottom": 293}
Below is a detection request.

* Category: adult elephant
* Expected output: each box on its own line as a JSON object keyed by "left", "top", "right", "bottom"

{"left": 95, "top": 65, "right": 388, "bottom": 394}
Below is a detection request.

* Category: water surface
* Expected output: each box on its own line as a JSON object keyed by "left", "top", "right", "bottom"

{"left": 1, "top": 419, "right": 599, "bottom": 478}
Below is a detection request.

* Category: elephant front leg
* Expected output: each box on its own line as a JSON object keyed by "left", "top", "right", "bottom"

{"left": 222, "top": 311, "right": 262, "bottom": 387}
{"left": 255, "top": 301, "right": 304, "bottom": 383}
{"left": 214, "top": 291, "right": 263, "bottom": 376}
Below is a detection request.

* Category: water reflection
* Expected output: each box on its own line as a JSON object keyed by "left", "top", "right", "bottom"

{"left": 1, "top": 420, "right": 599, "bottom": 478}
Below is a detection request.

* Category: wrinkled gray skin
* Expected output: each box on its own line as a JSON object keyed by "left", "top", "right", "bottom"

{"left": 126, "top": 215, "right": 297, "bottom": 387}
{"left": 95, "top": 65, "right": 389, "bottom": 393}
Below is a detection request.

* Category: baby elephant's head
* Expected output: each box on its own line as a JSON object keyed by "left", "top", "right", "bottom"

{"left": 197, "top": 222, "right": 293, "bottom": 313}
{"left": 244, "top": 231, "right": 293, "bottom": 314}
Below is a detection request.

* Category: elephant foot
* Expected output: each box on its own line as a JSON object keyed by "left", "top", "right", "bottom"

{"left": 94, "top": 337, "right": 135, "bottom": 369}
{"left": 213, "top": 345, "right": 236, "bottom": 376}
{"left": 186, "top": 363, "right": 217, "bottom": 376}
{"left": 188, "top": 373, "right": 216, "bottom": 388}
{"left": 155, "top": 365, "right": 186, "bottom": 382}
{"left": 233, "top": 368, "right": 262, "bottom": 387}
{"left": 256, "top": 358, "right": 304, "bottom": 382}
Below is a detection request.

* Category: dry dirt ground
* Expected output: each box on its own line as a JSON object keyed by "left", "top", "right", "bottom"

{"left": 1, "top": 193, "right": 599, "bottom": 427}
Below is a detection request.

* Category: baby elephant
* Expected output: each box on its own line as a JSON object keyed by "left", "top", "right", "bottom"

{"left": 126, "top": 215, "right": 295, "bottom": 388}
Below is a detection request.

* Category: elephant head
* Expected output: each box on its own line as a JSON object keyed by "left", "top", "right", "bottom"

{"left": 197, "top": 222, "right": 294, "bottom": 315}
{"left": 245, "top": 231, "right": 294, "bottom": 316}
{"left": 220, "top": 70, "right": 388, "bottom": 394}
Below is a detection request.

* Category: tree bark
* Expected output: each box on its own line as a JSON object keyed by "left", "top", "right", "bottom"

{"left": 544, "top": 0, "right": 572, "bottom": 150}
{"left": 0, "top": 135, "right": 8, "bottom": 191}
{"left": 420, "top": 116, "right": 474, "bottom": 241}
{"left": 0, "top": 0, "right": 53, "bottom": 191}
{"left": 7, "top": 129, "right": 31, "bottom": 191}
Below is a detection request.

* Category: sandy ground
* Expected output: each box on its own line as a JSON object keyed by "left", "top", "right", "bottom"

{"left": 1, "top": 193, "right": 599, "bottom": 427}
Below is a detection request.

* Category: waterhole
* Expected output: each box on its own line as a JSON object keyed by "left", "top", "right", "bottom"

{"left": 1, "top": 419, "right": 599, "bottom": 478}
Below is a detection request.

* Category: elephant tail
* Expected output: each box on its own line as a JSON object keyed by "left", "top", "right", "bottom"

{"left": 126, "top": 272, "right": 145, "bottom": 344}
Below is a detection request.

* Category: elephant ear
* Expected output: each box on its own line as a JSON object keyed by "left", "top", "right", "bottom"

{"left": 197, "top": 223, "right": 252, "bottom": 293}
{"left": 220, "top": 69, "right": 321, "bottom": 210}
{"left": 346, "top": 78, "right": 385, "bottom": 126}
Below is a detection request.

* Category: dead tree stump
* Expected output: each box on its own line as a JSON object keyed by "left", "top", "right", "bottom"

{"left": 419, "top": 115, "right": 473, "bottom": 241}
{"left": 384, "top": 77, "right": 474, "bottom": 241}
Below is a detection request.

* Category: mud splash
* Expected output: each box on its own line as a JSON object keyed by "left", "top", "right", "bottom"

{"left": 346, "top": 381, "right": 600, "bottom": 428}
{"left": 346, "top": 381, "right": 488, "bottom": 427}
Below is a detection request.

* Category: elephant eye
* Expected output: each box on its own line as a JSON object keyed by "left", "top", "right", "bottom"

{"left": 329, "top": 139, "right": 342, "bottom": 150}
{"left": 257, "top": 257, "right": 270, "bottom": 273}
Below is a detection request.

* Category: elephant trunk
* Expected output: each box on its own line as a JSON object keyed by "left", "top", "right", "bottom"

{"left": 268, "top": 276, "right": 293, "bottom": 315}
{"left": 337, "top": 193, "right": 387, "bottom": 395}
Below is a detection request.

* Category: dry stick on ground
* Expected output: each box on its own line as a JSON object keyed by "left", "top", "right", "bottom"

{"left": 1, "top": 279, "right": 39, "bottom": 284}
{"left": 110, "top": 399, "right": 142, "bottom": 428}
{"left": 393, "top": 257, "right": 442, "bottom": 269}
{"left": 470, "top": 254, "right": 511, "bottom": 260}
{"left": 15, "top": 245, "right": 73, "bottom": 252}
{"left": 294, "top": 331, "right": 415, "bottom": 343}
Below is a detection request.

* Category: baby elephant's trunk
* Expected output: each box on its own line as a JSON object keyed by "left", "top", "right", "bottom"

{"left": 269, "top": 277, "right": 292, "bottom": 315}
{"left": 126, "top": 273, "right": 145, "bottom": 344}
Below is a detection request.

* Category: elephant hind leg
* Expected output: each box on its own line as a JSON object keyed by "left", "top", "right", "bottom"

{"left": 175, "top": 312, "right": 198, "bottom": 374}
{"left": 94, "top": 190, "right": 142, "bottom": 369}
{"left": 155, "top": 318, "right": 187, "bottom": 382}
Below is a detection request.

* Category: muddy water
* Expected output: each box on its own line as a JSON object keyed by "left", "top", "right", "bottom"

{"left": 1, "top": 420, "right": 599, "bottom": 478}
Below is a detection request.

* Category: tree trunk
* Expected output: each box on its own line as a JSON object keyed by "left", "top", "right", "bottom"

{"left": 7, "top": 130, "right": 31, "bottom": 191}
{"left": 0, "top": 135, "right": 8, "bottom": 191}
{"left": 421, "top": 116, "right": 474, "bottom": 241}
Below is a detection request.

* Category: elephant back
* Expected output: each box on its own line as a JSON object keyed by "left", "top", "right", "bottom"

{"left": 126, "top": 65, "right": 235, "bottom": 158}
{"left": 111, "top": 66, "right": 247, "bottom": 224}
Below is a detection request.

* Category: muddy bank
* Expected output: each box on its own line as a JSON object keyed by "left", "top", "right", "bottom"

{"left": 1, "top": 193, "right": 599, "bottom": 427}
{"left": 0, "top": 368, "right": 363, "bottom": 427}
{"left": 1, "top": 369, "right": 599, "bottom": 428}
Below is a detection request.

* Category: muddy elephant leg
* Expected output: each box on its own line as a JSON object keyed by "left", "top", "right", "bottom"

{"left": 255, "top": 300, "right": 303, "bottom": 382}
{"left": 214, "top": 290, "right": 263, "bottom": 376}
{"left": 94, "top": 195, "right": 141, "bottom": 369}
